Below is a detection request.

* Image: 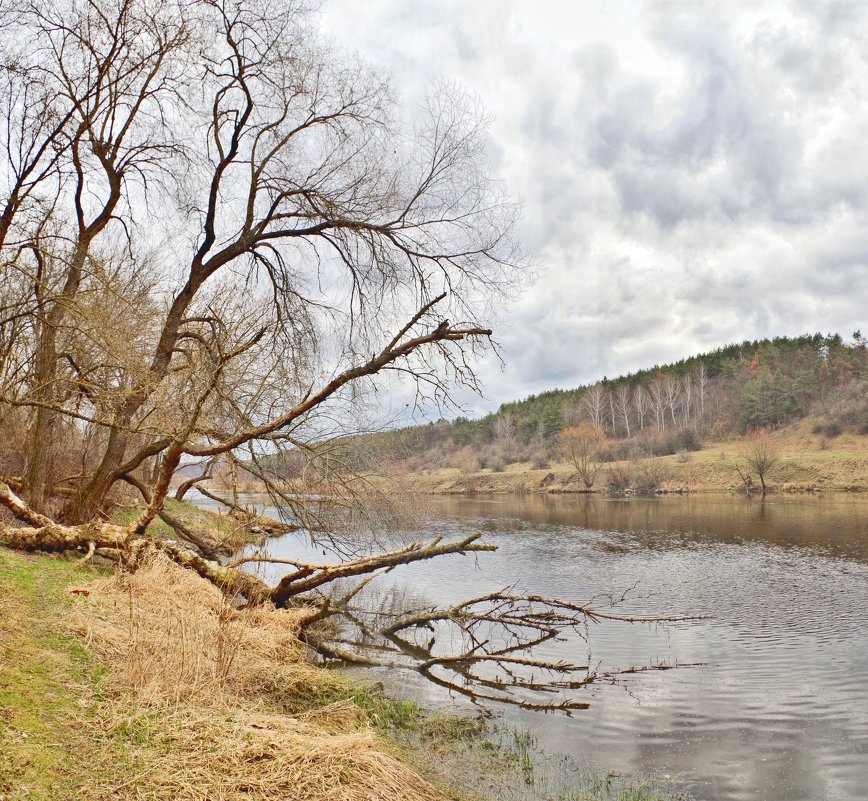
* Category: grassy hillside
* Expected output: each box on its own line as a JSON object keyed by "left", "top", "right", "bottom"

{"left": 315, "top": 334, "right": 867, "bottom": 489}
{"left": 399, "top": 420, "right": 868, "bottom": 496}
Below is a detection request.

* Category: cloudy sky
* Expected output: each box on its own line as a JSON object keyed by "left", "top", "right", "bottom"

{"left": 320, "top": 0, "right": 868, "bottom": 417}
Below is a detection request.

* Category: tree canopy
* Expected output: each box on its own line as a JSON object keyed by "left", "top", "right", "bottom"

{"left": 0, "top": 0, "right": 524, "bottom": 529}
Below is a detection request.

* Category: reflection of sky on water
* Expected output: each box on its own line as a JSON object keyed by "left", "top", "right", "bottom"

{"left": 194, "top": 492, "right": 868, "bottom": 801}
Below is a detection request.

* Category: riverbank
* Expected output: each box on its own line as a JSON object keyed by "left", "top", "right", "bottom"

{"left": 400, "top": 424, "right": 868, "bottom": 496}
{"left": 111, "top": 496, "right": 288, "bottom": 557}
{"left": 0, "top": 548, "right": 433, "bottom": 800}
{"left": 0, "top": 547, "right": 682, "bottom": 801}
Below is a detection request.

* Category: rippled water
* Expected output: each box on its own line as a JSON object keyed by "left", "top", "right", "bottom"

{"left": 212, "top": 492, "right": 868, "bottom": 801}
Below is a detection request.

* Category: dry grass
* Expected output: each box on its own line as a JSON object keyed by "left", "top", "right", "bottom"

{"left": 399, "top": 420, "right": 868, "bottom": 495}
{"left": 112, "top": 497, "right": 257, "bottom": 554}
{"left": 73, "top": 555, "right": 445, "bottom": 801}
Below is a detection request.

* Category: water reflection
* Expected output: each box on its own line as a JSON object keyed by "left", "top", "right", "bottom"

{"left": 205, "top": 492, "right": 868, "bottom": 801}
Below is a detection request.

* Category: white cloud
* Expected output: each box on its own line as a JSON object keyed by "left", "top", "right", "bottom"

{"left": 320, "top": 0, "right": 868, "bottom": 416}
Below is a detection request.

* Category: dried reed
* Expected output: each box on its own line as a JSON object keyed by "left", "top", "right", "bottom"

{"left": 73, "top": 554, "right": 444, "bottom": 801}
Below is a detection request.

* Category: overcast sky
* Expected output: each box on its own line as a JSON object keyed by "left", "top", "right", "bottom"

{"left": 320, "top": 0, "right": 868, "bottom": 417}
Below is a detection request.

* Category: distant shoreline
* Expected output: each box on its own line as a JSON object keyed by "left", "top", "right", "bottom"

{"left": 387, "top": 427, "right": 868, "bottom": 497}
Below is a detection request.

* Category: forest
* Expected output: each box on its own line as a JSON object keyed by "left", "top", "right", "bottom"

{"left": 362, "top": 333, "right": 868, "bottom": 474}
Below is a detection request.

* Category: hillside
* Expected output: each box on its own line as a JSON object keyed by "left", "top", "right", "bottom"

{"left": 399, "top": 420, "right": 868, "bottom": 495}
{"left": 345, "top": 333, "right": 867, "bottom": 493}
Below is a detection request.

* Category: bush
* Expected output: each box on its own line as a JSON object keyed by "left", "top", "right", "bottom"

{"left": 632, "top": 459, "right": 671, "bottom": 492}
{"left": 459, "top": 455, "right": 481, "bottom": 474}
{"left": 648, "top": 433, "right": 677, "bottom": 456}
{"left": 644, "top": 427, "right": 703, "bottom": 456}
{"left": 597, "top": 445, "right": 617, "bottom": 463}
{"left": 611, "top": 439, "right": 637, "bottom": 462}
{"left": 605, "top": 463, "right": 632, "bottom": 493}
{"left": 530, "top": 451, "right": 551, "bottom": 469}
{"left": 812, "top": 421, "right": 842, "bottom": 438}
{"left": 676, "top": 427, "right": 702, "bottom": 452}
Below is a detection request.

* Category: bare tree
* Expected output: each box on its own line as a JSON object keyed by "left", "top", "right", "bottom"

{"left": 492, "top": 411, "right": 516, "bottom": 461}
{"left": 558, "top": 422, "right": 605, "bottom": 488}
{"left": 0, "top": 0, "right": 523, "bottom": 549}
{"left": 737, "top": 428, "right": 780, "bottom": 493}
{"left": 634, "top": 384, "right": 648, "bottom": 431}
{"left": 0, "top": 0, "right": 523, "bottom": 528}
{"left": 649, "top": 377, "right": 666, "bottom": 432}
{"left": 682, "top": 374, "right": 692, "bottom": 422}
{"left": 663, "top": 375, "right": 681, "bottom": 427}
{"left": 615, "top": 384, "right": 632, "bottom": 438}
{"left": 582, "top": 382, "right": 606, "bottom": 429}
{"left": 696, "top": 362, "right": 709, "bottom": 419}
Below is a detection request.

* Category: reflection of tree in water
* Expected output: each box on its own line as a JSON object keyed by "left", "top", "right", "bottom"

{"left": 285, "top": 553, "right": 699, "bottom": 713}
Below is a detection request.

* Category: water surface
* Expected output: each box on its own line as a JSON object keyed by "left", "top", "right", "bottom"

{"left": 210, "top": 492, "right": 868, "bottom": 801}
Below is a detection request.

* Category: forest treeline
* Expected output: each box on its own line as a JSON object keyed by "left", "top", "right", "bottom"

{"left": 361, "top": 333, "right": 867, "bottom": 473}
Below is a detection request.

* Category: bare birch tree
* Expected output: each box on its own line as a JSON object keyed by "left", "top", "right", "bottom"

{"left": 696, "top": 362, "right": 709, "bottom": 419}
{"left": 663, "top": 375, "right": 681, "bottom": 427}
{"left": 582, "top": 382, "right": 606, "bottom": 429}
{"left": 649, "top": 377, "right": 666, "bottom": 432}
{"left": 492, "top": 411, "right": 516, "bottom": 461}
{"left": 634, "top": 384, "right": 648, "bottom": 430}
{"left": 682, "top": 374, "right": 692, "bottom": 422}
{"left": 615, "top": 384, "right": 632, "bottom": 437}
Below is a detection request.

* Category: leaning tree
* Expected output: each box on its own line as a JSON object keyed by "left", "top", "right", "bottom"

{"left": 0, "top": 0, "right": 687, "bottom": 710}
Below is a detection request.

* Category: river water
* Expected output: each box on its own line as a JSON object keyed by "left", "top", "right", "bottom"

{"left": 204, "top": 491, "right": 868, "bottom": 801}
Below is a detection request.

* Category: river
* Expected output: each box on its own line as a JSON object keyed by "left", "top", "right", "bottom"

{"left": 197, "top": 491, "right": 868, "bottom": 801}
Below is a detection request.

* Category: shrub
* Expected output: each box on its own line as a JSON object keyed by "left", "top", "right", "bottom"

{"left": 611, "top": 439, "right": 637, "bottom": 462}
{"left": 632, "top": 459, "right": 671, "bottom": 493}
{"left": 605, "top": 463, "right": 632, "bottom": 493}
{"left": 812, "top": 421, "right": 842, "bottom": 438}
{"left": 530, "top": 451, "right": 551, "bottom": 470}
{"left": 676, "top": 427, "right": 702, "bottom": 452}
{"left": 459, "top": 455, "right": 481, "bottom": 474}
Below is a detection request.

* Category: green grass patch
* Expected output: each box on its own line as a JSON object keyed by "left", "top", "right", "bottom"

{"left": 0, "top": 549, "right": 110, "bottom": 799}
{"left": 111, "top": 497, "right": 251, "bottom": 549}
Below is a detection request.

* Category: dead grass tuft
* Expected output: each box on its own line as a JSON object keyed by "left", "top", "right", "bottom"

{"left": 73, "top": 554, "right": 444, "bottom": 801}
